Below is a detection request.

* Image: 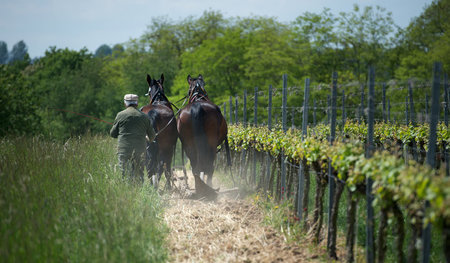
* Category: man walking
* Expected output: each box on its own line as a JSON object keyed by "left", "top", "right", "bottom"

{"left": 110, "top": 94, "right": 155, "bottom": 184}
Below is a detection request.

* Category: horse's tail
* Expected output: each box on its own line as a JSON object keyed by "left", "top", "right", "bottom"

{"left": 146, "top": 141, "right": 158, "bottom": 178}
{"left": 146, "top": 110, "right": 159, "bottom": 177}
{"left": 147, "top": 109, "right": 158, "bottom": 134}
{"left": 191, "top": 103, "right": 214, "bottom": 169}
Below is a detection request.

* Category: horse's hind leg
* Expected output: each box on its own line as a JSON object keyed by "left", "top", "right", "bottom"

{"left": 206, "top": 173, "right": 213, "bottom": 186}
{"left": 181, "top": 144, "right": 189, "bottom": 188}
{"left": 157, "top": 161, "right": 164, "bottom": 185}
{"left": 205, "top": 161, "right": 215, "bottom": 187}
{"left": 146, "top": 141, "right": 158, "bottom": 183}
{"left": 164, "top": 162, "right": 173, "bottom": 190}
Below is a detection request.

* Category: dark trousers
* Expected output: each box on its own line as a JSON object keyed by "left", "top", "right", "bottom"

{"left": 118, "top": 150, "right": 145, "bottom": 184}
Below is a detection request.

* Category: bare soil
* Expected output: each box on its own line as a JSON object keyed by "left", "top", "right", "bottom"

{"left": 163, "top": 171, "right": 328, "bottom": 263}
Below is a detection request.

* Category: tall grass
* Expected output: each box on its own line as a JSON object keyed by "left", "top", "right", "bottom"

{"left": 0, "top": 135, "right": 168, "bottom": 262}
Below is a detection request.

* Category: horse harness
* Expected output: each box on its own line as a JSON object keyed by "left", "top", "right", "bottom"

{"left": 144, "top": 96, "right": 187, "bottom": 139}
{"left": 148, "top": 82, "right": 170, "bottom": 105}
{"left": 144, "top": 80, "right": 208, "bottom": 139}
{"left": 189, "top": 81, "right": 209, "bottom": 103}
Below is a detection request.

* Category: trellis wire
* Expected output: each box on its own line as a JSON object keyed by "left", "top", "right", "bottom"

{"left": 215, "top": 62, "right": 448, "bottom": 262}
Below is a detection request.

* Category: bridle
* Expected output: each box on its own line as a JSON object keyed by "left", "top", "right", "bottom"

{"left": 146, "top": 78, "right": 210, "bottom": 139}
{"left": 145, "top": 83, "right": 188, "bottom": 139}
{"left": 146, "top": 82, "right": 169, "bottom": 105}
{"left": 188, "top": 80, "right": 209, "bottom": 103}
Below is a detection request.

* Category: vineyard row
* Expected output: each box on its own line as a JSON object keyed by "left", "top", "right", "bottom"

{"left": 224, "top": 122, "right": 449, "bottom": 262}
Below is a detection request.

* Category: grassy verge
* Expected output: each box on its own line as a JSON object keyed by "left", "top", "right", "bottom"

{"left": 0, "top": 135, "right": 168, "bottom": 262}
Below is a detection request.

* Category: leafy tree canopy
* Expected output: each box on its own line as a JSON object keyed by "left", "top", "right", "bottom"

{"left": 0, "top": 41, "right": 8, "bottom": 64}
{"left": 2, "top": 3, "right": 449, "bottom": 139}
{"left": 95, "top": 44, "right": 112, "bottom": 58}
{"left": 8, "top": 40, "right": 29, "bottom": 64}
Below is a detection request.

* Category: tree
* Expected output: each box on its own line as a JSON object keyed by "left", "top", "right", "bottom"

{"left": 0, "top": 54, "right": 40, "bottom": 136}
{"left": 9, "top": 40, "right": 28, "bottom": 64}
{"left": 293, "top": 9, "right": 346, "bottom": 82}
{"left": 133, "top": 11, "right": 229, "bottom": 96}
{"left": 94, "top": 44, "right": 112, "bottom": 58}
{"left": 239, "top": 16, "right": 300, "bottom": 88}
{"left": 171, "top": 26, "right": 247, "bottom": 100}
{"left": 170, "top": 16, "right": 302, "bottom": 107}
{"left": 395, "top": 0, "right": 450, "bottom": 79}
{"left": 0, "top": 41, "right": 8, "bottom": 64}
{"left": 336, "top": 5, "right": 396, "bottom": 81}
{"left": 29, "top": 47, "right": 111, "bottom": 139}
{"left": 112, "top": 44, "right": 125, "bottom": 57}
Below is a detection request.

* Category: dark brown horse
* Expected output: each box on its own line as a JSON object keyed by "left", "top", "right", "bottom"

{"left": 177, "top": 74, "right": 229, "bottom": 199}
{"left": 140, "top": 74, "right": 178, "bottom": 190}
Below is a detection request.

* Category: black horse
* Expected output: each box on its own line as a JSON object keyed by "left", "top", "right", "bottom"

{"left": 177, "top": 74, "right": 229, "bottom": 199}
{"left": 140, "top": 74, "right": 178, "bottom": 190}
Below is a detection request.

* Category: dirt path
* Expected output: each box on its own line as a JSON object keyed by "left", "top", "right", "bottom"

{"left": 163, "top": 171, "right": 323, "bottom": 263}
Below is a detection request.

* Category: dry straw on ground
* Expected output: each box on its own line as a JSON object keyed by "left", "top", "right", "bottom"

{"left": 163, "top": 171, "right": 327, "bottom": 262}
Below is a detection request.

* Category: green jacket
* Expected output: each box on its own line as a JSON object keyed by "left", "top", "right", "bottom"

{"left": 110, "top": 106, "right": 155, "bottom": 154}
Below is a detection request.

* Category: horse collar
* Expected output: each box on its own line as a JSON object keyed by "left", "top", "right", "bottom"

{"left": 150, "top": 83, "right": 167, "bottom": 104}
{"left": 189, "top": 92, "right": 208, "bottom": 103}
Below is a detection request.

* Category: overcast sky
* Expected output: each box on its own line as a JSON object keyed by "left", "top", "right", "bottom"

{"left": 1, "top": 0, "right": 432, "bottom": 58}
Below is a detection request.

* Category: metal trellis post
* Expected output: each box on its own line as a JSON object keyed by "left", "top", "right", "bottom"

{"left": 405, "top": 96, "right": 409, "bottom": 125}
{"left": 243, "top": 90, "right": 247, "bottom": 127}
{"left": 444, "top": 74, "right": 448, "bottom": 126}
{"left": 298, "top": 78, "right": 310, "bottom": 219}
{"left": 342, "top": 89, "right": 346, "bottom": 127}
{"left": 235, "top": 95, "right": 238, "bottom": 124}
{"left": 388, "top": 98, "right": 391, "bottom": 123}
{"left": 366, "top": 66, "right": 375, "bottom": 263}
{"left": 268, "top": 85, "right": 273, "bottom": 130}
{"left": 422, "top": 62, "right": 441, "bottom": 263}
{"left": 281, "top": 74, "right": 288, "bottom": 199}
{"left": 254, "top": 87, "right": 258, "bottom": 127}
{"left": 409, "top": 80, "right": 415, "bottom": 126}
{"left": 229, "top": 96, "right": 233, "bottom": 124}
{"left": 313, "top": 98, "right": 317, "bottom": 126}
{"left": 360, "top": 84, "right": 365, "bottom": 123}
{"left": 382, "top": 83, "right": 386, "bottom": 122}
{"left": 223, "top": 103, "right": 226, "bottom": 123}
{"left": 327, "top": 73, "right": 337, "bottom": 249}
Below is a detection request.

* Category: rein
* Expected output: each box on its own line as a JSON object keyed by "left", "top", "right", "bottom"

{"left": 153, "top": 96, "right": 187, "bottom": 138}
{"left": 147, "top": 80, "right": 208, "bottom": 138}
{"left": 189, "top": 92, "right": 209, "bottom": 103}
